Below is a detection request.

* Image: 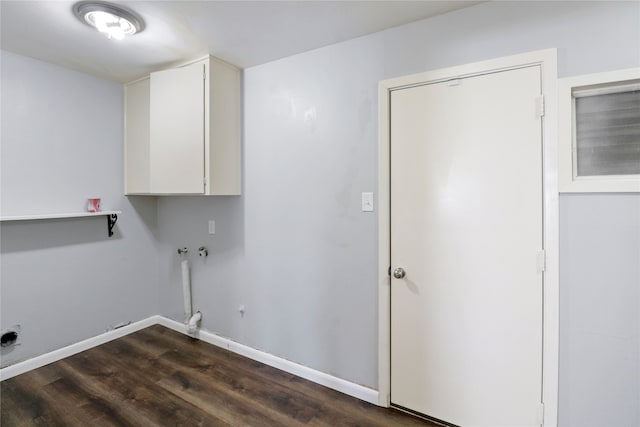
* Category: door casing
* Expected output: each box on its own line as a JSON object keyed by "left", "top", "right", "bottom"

{"left": 377, "top": 49, "right": 559, "bottom": 426}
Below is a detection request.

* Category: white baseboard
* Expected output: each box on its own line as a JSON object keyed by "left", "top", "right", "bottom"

{"left": 0, "top": 315, "right": 379, "bottom": 406}
{"left": 0, "top": 316, "right": 161, "bottom": 381}
{"left": 156, "top": 316, "right": 380, "bottom": 405}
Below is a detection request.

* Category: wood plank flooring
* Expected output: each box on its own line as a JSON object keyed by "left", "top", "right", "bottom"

{"left": 1, "top": 325, "right": 436, "bottom": 426}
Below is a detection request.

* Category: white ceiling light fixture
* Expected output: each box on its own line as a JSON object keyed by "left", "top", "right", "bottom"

{"left": 73, "top": 2, "right": 144, "bottom": 40}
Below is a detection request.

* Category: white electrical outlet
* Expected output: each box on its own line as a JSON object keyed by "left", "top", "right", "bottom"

{"left": 208, "top": 220, "right": 215, "bottom": 234}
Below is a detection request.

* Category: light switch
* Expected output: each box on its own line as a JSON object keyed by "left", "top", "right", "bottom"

{"left": 208, "top": 220, "right": 215, "bottom": 234}
{"left": 362, "top": 192, "right": 374, "bottom": 212}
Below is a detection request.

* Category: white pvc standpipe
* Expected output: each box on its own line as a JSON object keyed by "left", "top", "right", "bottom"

{"left": 181, "top": 259, "right": 192, "bottom": 323}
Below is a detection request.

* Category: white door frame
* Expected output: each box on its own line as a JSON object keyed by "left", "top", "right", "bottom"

{"left": 377, "top": 49, "right": 559, "bottom": 426}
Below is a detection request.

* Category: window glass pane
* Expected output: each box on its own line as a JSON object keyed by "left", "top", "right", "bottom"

{"left": 575, "top": 89, "right": 640, "bottom": 176}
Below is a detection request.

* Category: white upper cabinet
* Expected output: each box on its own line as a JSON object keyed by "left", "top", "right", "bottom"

{"left": 125, "top": 56, "right": 242, "bottom": 195}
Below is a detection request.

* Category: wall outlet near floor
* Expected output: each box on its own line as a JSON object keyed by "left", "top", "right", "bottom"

{"left": 208, "top": 220, "right": 215, "bottom": 234}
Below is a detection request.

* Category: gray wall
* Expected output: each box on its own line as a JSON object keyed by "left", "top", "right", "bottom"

{"left": 154, "top": 1, "right": 640, "bottom": 424}
{"left": 560, "top": 194, "right": 640, "bottom": 427}
{"left": 1, "top": 1, "right": 638, "bottom": 425}
{"left": 0, "top": 51, "right": 159, "bottom": 367}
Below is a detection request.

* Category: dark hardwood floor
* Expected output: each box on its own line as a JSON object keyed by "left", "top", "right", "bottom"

{"left": 1, "top": 325, "right": 436, "bottom": 426}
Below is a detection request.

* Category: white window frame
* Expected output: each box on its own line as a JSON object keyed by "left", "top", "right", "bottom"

{"left": 558, "top": 67, "right": 640, "bottom": 193}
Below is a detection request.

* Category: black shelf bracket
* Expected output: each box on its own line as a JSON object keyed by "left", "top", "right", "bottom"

{"left": 107, "top": 214, "right": 118, "bottom": 237}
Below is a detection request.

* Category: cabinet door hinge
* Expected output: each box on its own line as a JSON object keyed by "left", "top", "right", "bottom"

{"left": 537, "top": 250, "right": 546, "bottom": 273}
{"left": 535, "top": 95, "right": 545, "bottom": 118}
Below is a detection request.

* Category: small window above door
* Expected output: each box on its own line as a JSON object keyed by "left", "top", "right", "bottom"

{"left": 559, "top": 68, "right": 640, "bottom": 192}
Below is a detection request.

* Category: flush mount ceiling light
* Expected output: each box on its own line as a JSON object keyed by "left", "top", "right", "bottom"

{"left": 74, "top": 2, "right": 144, "bottom": 40}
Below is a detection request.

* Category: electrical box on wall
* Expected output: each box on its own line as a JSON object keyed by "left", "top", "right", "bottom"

{"left": 1, "top": 324, "right": 21, "bottom": 350}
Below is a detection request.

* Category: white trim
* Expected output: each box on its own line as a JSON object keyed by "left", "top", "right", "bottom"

{"left": 0, "top": 315, "right": 378, "bottom": 406}
{"left": 0, "top": 316, "right": 161, "bottom": 381}
{"left": 573, "top": 82, "right": 640, "bottom": 98}
{"left": 377, "top": 75, "right": 391, "bottom": 408}
{"left": 541, "top": 50, "right": 560, "bottom": 427}
{"left": 558, "top": 67, "right": 640, "bottom": 193}
{"left": 377, "top": 48, "right": 559, "bottom": 426}
{"left": 157, "top": 317, "right": 379, "bottom": 405}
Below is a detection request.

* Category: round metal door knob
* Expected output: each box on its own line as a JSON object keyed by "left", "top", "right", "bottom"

{"left": 393, "top": 267, "right": 406, "bottom": 279}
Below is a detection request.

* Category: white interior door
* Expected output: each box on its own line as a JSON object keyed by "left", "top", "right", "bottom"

{"left": 150, "top": 62, "right": 205, "bottom": 194}
{"left": 390, "top": 66, "right": 544, "bottom": 426}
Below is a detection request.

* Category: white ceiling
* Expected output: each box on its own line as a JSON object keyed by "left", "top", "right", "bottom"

{"left": 0, "top": 1, "right": 480, "bottom": 83}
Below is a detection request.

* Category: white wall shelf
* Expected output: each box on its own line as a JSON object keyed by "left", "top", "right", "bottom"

{"left": 0, "top": 211, "right": 122, "bottom": 237}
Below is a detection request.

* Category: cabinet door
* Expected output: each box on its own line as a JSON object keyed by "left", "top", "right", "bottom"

{"left": 150, "top": 62, "right": 205, "bottom": 194}
{"left": 125, "top": 78, "right": 150, "bottom": 194}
